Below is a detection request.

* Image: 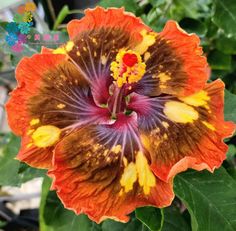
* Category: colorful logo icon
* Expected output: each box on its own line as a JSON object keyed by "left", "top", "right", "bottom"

{"left": 5, "top": 2, "right": 36, "bottom": 52}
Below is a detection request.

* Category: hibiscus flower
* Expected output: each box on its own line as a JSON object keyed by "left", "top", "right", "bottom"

{"left": 6, "top": 7, "right": 235, "bottom": 223}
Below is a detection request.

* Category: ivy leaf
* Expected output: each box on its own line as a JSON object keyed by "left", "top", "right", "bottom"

{"left": 213, "top": 0, "right": 236, "bottom": 37}
{"left": 0, "top": 133, "right": 45, "bottom": 186}
{"left": 136, "top": 206, "right": 164, "bottom": 231}
{"left": 224, "top": 89, "right": 236, "bottom": 123}
{"left": 174, "top": 168, "right": 236, "bottom": 231}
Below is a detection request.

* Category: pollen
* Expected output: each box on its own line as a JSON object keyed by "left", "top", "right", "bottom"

{"left": 133, "top": 30, "right": 156, "bottom": 55}
{"left": 27, "top": 129, "right": 35, "bottom": 135}
{"left": 202, "top": 121, "right": 215, "bottom": 131}
{"left": 53, "top": 47, "right": 66, "bottom": 54}
{"left": 57, "top": 103, "right": 66, "bottom": 109}
{"left": 111, "top": 145, "right": 122, "bottom": 154}
{"left": 179, "top": 90, "right": 210, "bottom": 108}
{"left": 158, "top": 72, "right": 171, "bottom": 89}
{"left": 92, "top": 38, "right": 97, "bottom": 44}
{"left": 110, "top": 49, "right": 146, "bottom": 87}
{"left": 101, "top": 55, "right": 107, "bottom": 65}
{"left": 26, "top": 143, "right": 33, "bottom": 148}
{"left": 31, "top": 125, "right": 61, "bottom": 148}
{"left": 65, "top": 41, "right": 74, "bottom": 52}
{"left": 30, "top": 118, "right": 40, "bottom": 126}
{"left": 144, "top": 52, "right": 151, "bottom": 61}
{"left": 162, "top": 121, "right": 169, "bottom": 128}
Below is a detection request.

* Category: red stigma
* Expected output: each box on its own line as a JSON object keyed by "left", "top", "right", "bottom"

{"left": 122, "top": 53, "right": 138, "bottom": 67}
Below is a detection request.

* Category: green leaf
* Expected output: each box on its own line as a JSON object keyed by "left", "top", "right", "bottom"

{"left": 162, "top": 207, "right": 191, "bottom": 231}
{"left": 0, "top": 220, "right": 6, "bottom": 228}
{"left": 102, "top": 215, "right": 149, "bottom": 231}
{"left": 213, "top": 0, "right": 236, "bottom": 37}
{"left": 216, "top": 35, "right": 236, "bottom": 55}
{"left": 40, "top": 176, "right": 54, "bottom": 231}
{"left": 0, "top": 133, "right": 45, "bottom": 186}
{"left": 179, "top": 18, "right": 207, "bottom": 36}
{"left": 136, "top": 206, "right": 164, "bottom": 231}
{"left": 226, "top": 144, "right": 236, "bottom": 159}
{"left": 174, "top": 168, "right": 236, "bottom": 231}
{"left": 40, "top": 176, "right": 101, "bottom": 231}
{"left": 224, "top": 89, "right": 236, "bottom": 123}
{"left": 53, "top": 5, "right": 70, "bottom": 30}
{"left": 40, "top": 177, "right": 151, "bottom": 230}
{"left": 208, "top": 50, "right": 232, "bottom": 70}
{"left": 99, "top": 0, "right": 138, "bottom": 13}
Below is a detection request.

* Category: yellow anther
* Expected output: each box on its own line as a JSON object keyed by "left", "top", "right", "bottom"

{"left": 110, "top": 49, "right": 146, "bottom": 88}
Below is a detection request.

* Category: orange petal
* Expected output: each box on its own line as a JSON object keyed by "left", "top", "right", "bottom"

{"left": 64, "top": 7, "right": 153, "bottom": 104}
{"left": 67, "top": 7, "right": 150, "bottom": 41}
{"left": 5, "top": 54, "right": 66, "bottom": 136}
{"left": 159, "top": 21, "right": 209, "bottom": 96}
{"left": 49, "top": 125, "right": 174, "bottom": 223}
{"left": 138, "top": 80, "right": 235, "bottom": 182}
{"left": 6, "top": 53, "right": 109, "bottom": 169}
{"left": 41, "top": 46, "right": 53, "bottom": 54}
{"left": 134, "top": 21, "right": 208, "bottom": 97}
{"left": 16, "top": 133, "right": 54, "bottom": 168}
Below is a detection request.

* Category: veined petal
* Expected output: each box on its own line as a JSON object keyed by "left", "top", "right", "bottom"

{"left": 6, "top": 54, "right": 66, "bottom": 136}
{"left": 135, "top": 20, "right": 208, "bottom": 97}
{"left": 6, "top": 54, "right": 110, "bottom": 168}
{"left": 67, "top": 7, "right": 150, "bottom": 41}
{"left": 58, "top": 7, "right": 152, "bottom": 105}
{"left": 49, "top": 115, "right": 174, "bottom": 223}
{"left": 129, "top": 80, "right": 235, "bottom": 182}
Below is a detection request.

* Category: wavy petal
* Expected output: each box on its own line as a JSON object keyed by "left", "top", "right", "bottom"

{"left": 6, "top": 54, "right": 66, "bottom": 136}
{"left": 49, "top": 115, "right": 174, "bottom": 223}
{"left": 135, "top": 20, "right": 208, "bottom": 97}
{"left": 6, "top": 54, "right": 109, "bottom": 168}
{"left": 67, "top": 7, "right": 150, "bottom": 40}
{"left": 129, "top": 80, "right": 235, "bottom": 182}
